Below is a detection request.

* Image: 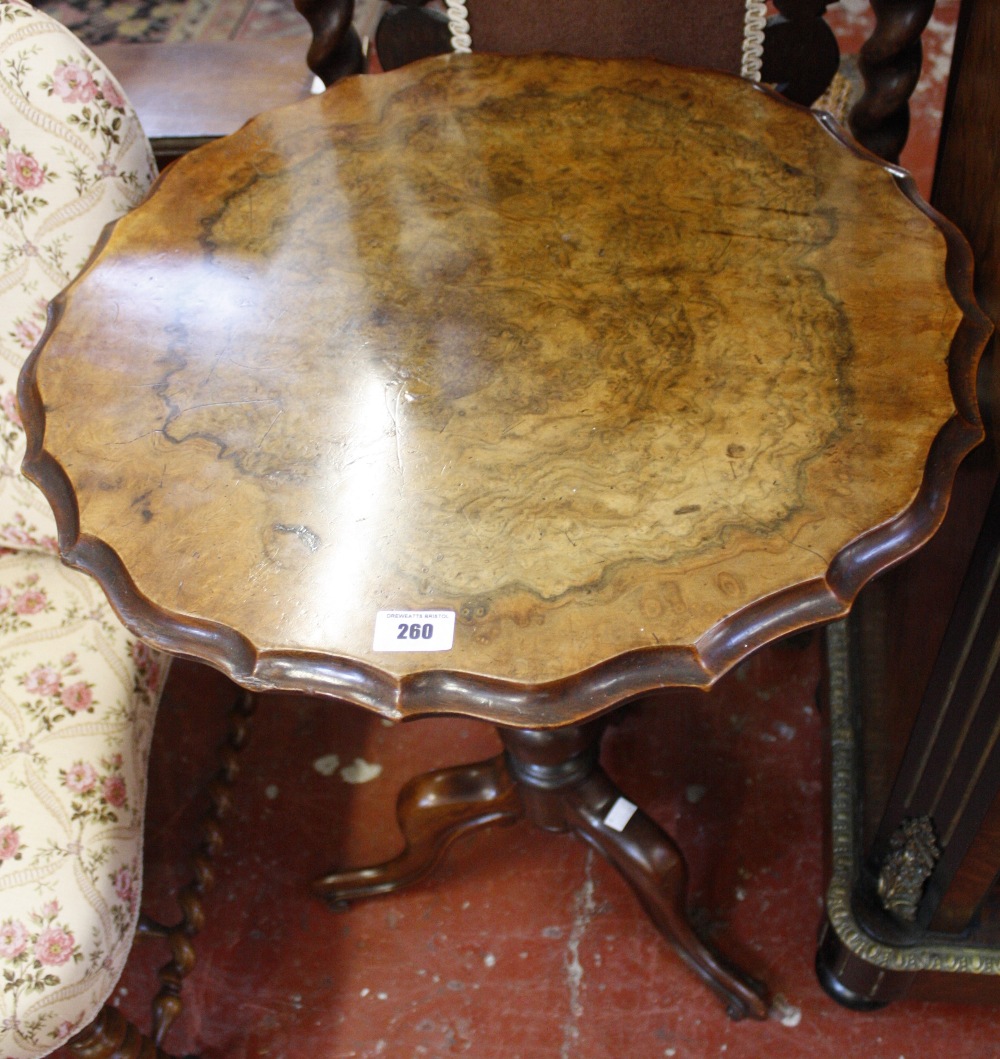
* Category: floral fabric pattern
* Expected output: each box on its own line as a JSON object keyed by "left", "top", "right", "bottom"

{"left": 0, "top": 552, "right": 165, "bottom": 1059}
{"left": 0, "top": 0, "right": 156, "bottom": 555}
{"left": 0, "top": 4, "right": 164, "bottom": 1057}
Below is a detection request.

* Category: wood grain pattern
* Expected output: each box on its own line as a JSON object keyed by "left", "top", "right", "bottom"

{"left": 21, "top": 55, "right": 986, "bottom": 725}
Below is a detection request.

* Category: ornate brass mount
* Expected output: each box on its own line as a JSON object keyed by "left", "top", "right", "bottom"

{"left": 877, "top": 815, "right": 941, "bottom": 923}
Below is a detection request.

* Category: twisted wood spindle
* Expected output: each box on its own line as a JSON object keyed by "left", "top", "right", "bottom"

{"left": 848, "top": 0, "right": 935, "bottom": 162}
{"left": 143, "top": 688, "right": 257, "bottom": 1045}
{"left": 294, "top": 0, "right": 365, "bottom": 87}
{"left": 68, "top": 1006, "right": 177, "bottom": 1059}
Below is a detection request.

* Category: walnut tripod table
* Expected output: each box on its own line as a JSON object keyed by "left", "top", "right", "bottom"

{"left": 21, "top": 54, "right": 987, "bottom": 1021}
{"left": 313, "top": 717, "right": 768, "bottom": 1015}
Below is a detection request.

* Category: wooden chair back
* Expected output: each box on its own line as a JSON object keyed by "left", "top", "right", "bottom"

{"left": 370, "top": 0, "right": 841, "bottom": 105}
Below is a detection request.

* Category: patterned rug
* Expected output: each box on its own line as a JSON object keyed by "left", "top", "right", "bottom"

{"left": 33, "top": 0, "right": 311, "bottom": 44}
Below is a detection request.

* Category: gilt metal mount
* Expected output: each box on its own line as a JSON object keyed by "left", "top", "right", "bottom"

{"left": 877, "top": 815, "right": 941, "bottom": 923}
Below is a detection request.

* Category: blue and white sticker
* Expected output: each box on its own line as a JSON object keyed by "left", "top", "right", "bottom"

{"left": 373, "top": 610, "right": 456, "bottom": 652}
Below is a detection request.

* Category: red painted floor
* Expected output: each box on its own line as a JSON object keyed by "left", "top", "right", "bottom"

{"left": 102, "top": 633, "right": 999, "bottom": 1059}
{"left": 60, "top": 4, "right": 995, "bottom": 1057}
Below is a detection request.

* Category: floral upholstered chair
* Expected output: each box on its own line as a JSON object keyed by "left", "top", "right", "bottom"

{"left": 0, "top": 2, "right": 172, "bottom": 1056}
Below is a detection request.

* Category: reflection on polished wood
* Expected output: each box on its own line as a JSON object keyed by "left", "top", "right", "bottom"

{"left": 20, "top": 53, "right": 987, "bottom": 1023}
{"left": 21, "top": 54, "right": 984, "bottom": 724}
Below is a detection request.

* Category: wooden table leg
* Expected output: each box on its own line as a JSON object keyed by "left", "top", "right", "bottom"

{"left": 313, "top": 755, "right": 523, "bottom": 902}
{"left": 500, "top": 723, "right": 769, "bottom": 1021}
{"left": 314, "top": 717, "right": 769, "bottom": 1020}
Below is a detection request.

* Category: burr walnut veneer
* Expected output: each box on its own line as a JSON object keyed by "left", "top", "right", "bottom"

{"left": 20, "top": 54, "right": 987, "bottom": 1020}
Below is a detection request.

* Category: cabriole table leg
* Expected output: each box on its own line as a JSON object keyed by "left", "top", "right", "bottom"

{"left": 499, "top": 723, "right": 769, "bottom": 1021}
{"left": 314, "top": 717, "right": 768, "bottom": 1020}
{"left": 313, "top": 754, "right": 523, "bottom": 903}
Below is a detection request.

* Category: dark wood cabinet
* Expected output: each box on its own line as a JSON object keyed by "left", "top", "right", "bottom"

{"left": 817, "top": 0, "right": 1000, "bottom": 1007}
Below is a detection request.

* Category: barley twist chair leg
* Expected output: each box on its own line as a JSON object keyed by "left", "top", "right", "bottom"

{"left": 68, "top": 1005, "right": 182, "bottom": 1059}
{"left": 849, "top": 0, "right": 936, "bottom": 162}
{"left": 146, "top": 687, "right": 257, "bottom": 1044}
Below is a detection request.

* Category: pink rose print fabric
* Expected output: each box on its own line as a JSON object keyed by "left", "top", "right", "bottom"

{"left": 5, "top": 148, "right": 47, "bottom": 189}
{"left": 0, "top": 821, "right": 21, "bottom": 861}
{"left": 0, "top": 0, "right": 156, "bottom": 556}
{"left": 0, "top": 550, "right": 167, "bottom": 1058}
{"left": 0, "top": 4, "right": 166, "bottom": 1056}
{"left": 50, "top": 61, "right": 97, "bottom": 104}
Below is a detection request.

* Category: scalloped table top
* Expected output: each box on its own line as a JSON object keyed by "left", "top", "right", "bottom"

{"left": 22, "top": 54, "right": 986, "bottom": 725}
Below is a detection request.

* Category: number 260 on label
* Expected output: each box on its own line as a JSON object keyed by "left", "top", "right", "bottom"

{"left": 372, "top": 610, "right": 456, "bottom": 652}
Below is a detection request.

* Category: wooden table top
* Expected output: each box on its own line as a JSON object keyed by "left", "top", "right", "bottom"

{"left": 21, "top": 54, "right": 986, "bottom": 726}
